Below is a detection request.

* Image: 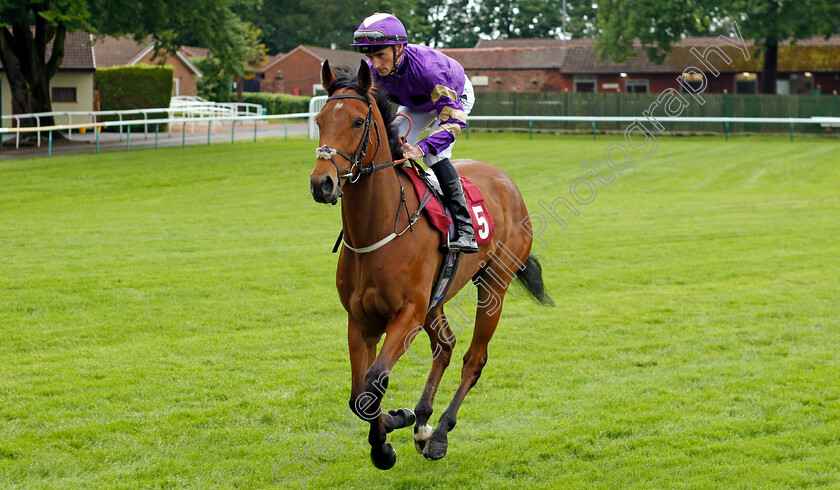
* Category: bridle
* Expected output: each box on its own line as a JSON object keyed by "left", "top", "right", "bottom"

{"left": 315, "top": 90, "right": 427, "bottom": 254}
{"left": 315, "top": 92, "right": 402, "bottom": 199}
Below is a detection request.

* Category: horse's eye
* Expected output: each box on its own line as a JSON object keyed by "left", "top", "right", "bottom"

{"left": 353, "top": 118, "right": 364, "bottom": 128}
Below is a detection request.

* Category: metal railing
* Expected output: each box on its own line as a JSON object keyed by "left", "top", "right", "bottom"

{"left": 465, "top": 115, "right": 840, "bottom": 141}
{"left": 0, "top": 112, "right": 310, "bottom": 156}
{"left": 306, "top": 95, "right": 839, "bottom": 140}
{"left": 308, "top": 96, "right": 329, "bottom": 139}
{"left": 1, "top": 100, "right": 267, "bottom": 149}
{"left": 2, "top": 108, "right": 839, "bottom": 158}
{"left": 170, "top": 96, "right": 264, "bottom": 117}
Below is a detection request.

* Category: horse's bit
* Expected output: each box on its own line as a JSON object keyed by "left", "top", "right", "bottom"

{"left": 315, "top": 93, "right": 392, "bottom": 199}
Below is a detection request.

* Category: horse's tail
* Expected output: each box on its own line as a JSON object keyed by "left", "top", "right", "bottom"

{"left": 515, "top": 254, "right": 554, "bottom": 306}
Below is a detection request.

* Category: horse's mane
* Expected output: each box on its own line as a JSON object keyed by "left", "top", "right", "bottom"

{"left": 327, "top": 64, "right": 403, "bottom": 160}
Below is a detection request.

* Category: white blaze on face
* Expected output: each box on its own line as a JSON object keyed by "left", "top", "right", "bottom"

{"left": 363, "top": 13, "right": 391, "bottom": 27}
{"left": 334, "top": 102, "right": 343, "bottom": 111}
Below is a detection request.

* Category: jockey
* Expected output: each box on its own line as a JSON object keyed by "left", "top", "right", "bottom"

{"left": 350, "top": 12, "right": 479, "bottom": 254}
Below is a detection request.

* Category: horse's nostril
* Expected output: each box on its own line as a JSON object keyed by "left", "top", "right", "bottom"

{"left": 320, "top": 176, "right": 334, "bottom": 195}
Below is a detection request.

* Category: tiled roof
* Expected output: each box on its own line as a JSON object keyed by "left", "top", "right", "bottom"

{"left": 92, "top": 35, "right": 153, "bottom": 67}
{"left": 476, "top": 38, "right": 572, "bottom": 49}
{"left": 1, "top": 32, "right": 202, "bottom": 73}
{"left": 259, "top": 45, "right": 365, "bottom": 73}
{"left": 441, "top": 47, "right": 564, "bottom": 70}
{"left": 300, "top": 45, "right": 366, "bottom": 67}
{"left": 91, "top": 35, "right": 202, "bottom": 75}
{"left": 474, "top": 35, "right": 840, "bottom": 73}
{"left": 62, "top": 32, "right": 96, "bottom": 69}
{"left": 0, "top": 31, "right": 95, "bottom": 70}
{"left": 182, "top": 46, "right": 211, "bottom": 58}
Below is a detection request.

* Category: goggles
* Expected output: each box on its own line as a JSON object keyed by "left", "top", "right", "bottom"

{"left": 352, "top": 30, "right": 407, "bottom": 44}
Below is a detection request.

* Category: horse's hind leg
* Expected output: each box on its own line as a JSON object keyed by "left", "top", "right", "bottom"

{"left": 412, "top": 310, "right": 456, "bottom": 453}
{"left": 423, "top": 277, "right": 507, "bottom": 461}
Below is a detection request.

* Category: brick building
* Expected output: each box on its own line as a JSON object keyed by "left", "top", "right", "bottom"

{"left": 254, "top": 45, "right": 364, "bottom": 96}
{"left": 241, "top": 37, "right": 840, "bottom": 97}
{"left": 93, "top": 35, "right": 203, "bottom": 97}
{"left": 443, "top": 36, "right": 840, "bottom": 95}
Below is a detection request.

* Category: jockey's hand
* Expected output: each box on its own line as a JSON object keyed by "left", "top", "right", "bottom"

{"left": 401, "top": 143, "right": 424, "bottom": 160}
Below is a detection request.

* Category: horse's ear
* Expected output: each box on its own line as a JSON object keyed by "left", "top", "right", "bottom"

{"left": 358, "top": 59, "right": 372, "bottom": 92}
{"left": 321, "top": 60, "right": 335, "bottom": 92}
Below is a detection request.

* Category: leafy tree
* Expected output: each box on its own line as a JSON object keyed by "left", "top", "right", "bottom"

{"left": 193, "top": 56, "right": 234, "bottom": 101}
{"left": 413, "top": 0, "right": 476, "bottom": 48}
{"left": 236, "top": 0, "right": 596, "bottom": 52}
{"left": 0, "top": 0, "right": 260, "bottom": 125}
{"left": 475, "top": 0, "right": 566, "bottom": 39}
{"left": 0, "top": 0, "right": 90, "bottom": 121}
{"left": 417, "top": 0, "right": 598, "bottom": 48}
{"left": 235, "top": 0, "right": 431, "bottom": 54}
{"left": 594, "top": 0, "right": 840, "bottom": 94}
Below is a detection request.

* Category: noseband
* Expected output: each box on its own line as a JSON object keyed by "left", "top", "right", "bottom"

{"left": 316, "top": 92, "right": 397, "bottom": 198}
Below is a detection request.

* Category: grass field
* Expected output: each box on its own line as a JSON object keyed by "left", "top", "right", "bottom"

{"left": 1, "top": 133, "right": 839, "bottom": 488}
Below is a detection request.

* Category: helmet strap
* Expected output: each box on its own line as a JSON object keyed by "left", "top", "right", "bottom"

{"left": 387, "top": 45, "right": 403, "bottom": 76}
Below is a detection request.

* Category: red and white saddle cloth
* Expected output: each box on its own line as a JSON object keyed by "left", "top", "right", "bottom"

{"left": 400, "top": 166, "right": 495, "bottom": 246}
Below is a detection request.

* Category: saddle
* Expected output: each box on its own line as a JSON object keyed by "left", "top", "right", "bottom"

{"left": 400, "top": 162, "right": 495, "bottom": 315}
{"left": 399, "top": 163, "right": 495, "bottom": 247}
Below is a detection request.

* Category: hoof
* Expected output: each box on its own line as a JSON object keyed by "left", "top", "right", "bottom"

{"left": 422, "top": 433, "right": 448, "bottom": 461}
{"left": 371, "top": 443, "right": 397, "bottom": 470}
{"left": 388, "top": 408, "right": 416, "bottom": 429}
{"left": 414, "top": 424, "right": 433, "bottom": 454}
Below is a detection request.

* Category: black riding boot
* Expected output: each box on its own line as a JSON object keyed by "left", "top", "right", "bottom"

{"left": 432, "top": 158, "right": 479, "bottom": 254}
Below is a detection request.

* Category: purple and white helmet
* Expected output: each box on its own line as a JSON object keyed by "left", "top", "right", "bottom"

{"left": 350, "top": 13, "right": 408, "bottom": 53}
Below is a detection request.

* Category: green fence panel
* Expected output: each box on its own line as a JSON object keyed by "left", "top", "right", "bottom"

{"left": 468, "top": 92, "right": 839, "bottom": 135}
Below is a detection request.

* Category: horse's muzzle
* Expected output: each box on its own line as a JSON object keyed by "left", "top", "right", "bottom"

{"left": 310, "top": 174, "right": 340, "bottom": 204}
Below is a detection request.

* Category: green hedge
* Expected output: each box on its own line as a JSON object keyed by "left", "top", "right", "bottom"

{"left": 238, "top": 93, "right": 310, "bottom": 115}
{"left": 96, "top": 65, "right": 173, "bottom": 110}
{"left": 96, "top": 65, "right": 173, "bottom": 131}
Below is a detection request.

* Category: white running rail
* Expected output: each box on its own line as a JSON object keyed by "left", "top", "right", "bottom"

{"left": 1, "top": 99, "right": 266, "bottom": 148}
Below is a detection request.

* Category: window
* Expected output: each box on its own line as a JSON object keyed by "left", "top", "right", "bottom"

{"left": 470, "top": 75, "right": 489, "bottom": 87}
{"left": 679, "top": 73, "right": 704, "bottom": 93}
{"left": 788, "top": 73, "right": 814, "bottom": 95}
{"left": 625, "top": 80, "right": 649, "bottom": 93}
{"left": 735, "top": 72, "right": 758, "bottom": 94}
{"left": 574, "top": 76, "right": 596, "bottom": 93}
{"left": 51, "top": 87, "right": 77, "bottom": 103}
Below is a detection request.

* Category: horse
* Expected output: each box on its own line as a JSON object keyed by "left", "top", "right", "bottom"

{"left": 309, "top": 59, "right": 553, "bottom": 470}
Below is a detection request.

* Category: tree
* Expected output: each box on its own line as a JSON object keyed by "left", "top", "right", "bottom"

{"left": 0, "top": 0, "right": 89, "bottom": 121}
{"left": 235, "top": 0, "right": 431, "bottom": 55}
{"left": 415, "top": 0, "right": 598, "bottom": 48}
{"left": 594, "top": 0, "right": 840, "bottom": 94}
{"left": 0, "top": 0, "right": 260, "bottom": 126}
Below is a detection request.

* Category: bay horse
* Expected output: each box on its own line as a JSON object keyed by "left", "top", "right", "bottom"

{"left": 310, "top": 60, "right": 553, "bottom": 470}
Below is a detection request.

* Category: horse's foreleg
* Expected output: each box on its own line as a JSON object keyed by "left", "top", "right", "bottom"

{"left": 413, "top": 310, "right": 455, "bottom": 454}
{"left": 360, "top": 304, "right": 423, "bottom": 470}
{"left": 347, "top": 315, "right": 377, "bottom": 411}
{"left": 423, "top": 281, "right": 507, "bottom": 461}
